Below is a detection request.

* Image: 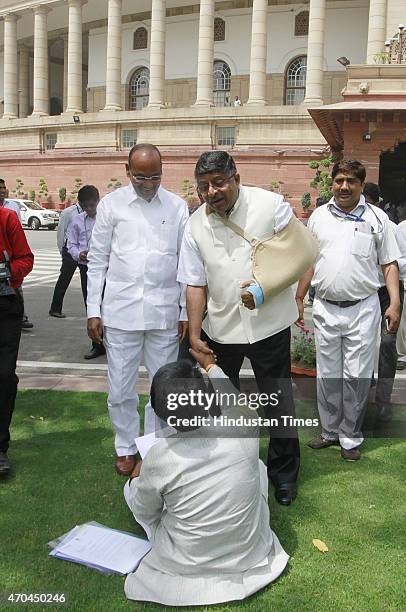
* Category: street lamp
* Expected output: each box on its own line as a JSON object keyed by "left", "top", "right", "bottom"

{"left": 398, "top": 24, "right": 405, "bottom": 64}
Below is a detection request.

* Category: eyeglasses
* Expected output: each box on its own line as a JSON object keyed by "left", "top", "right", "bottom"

{"left": 197, "top": 173, "right": 236, "bottom": 195}
{"left": 130, "top": 173, "right": 162, "bottom": 183}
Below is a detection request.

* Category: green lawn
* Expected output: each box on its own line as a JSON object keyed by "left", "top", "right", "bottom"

{"left": 1, "top": 390, "right": 405, "bottom": 612}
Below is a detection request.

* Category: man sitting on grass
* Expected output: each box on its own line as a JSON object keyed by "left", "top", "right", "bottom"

{"left": 123, "top": 349, "right": 288, "bottom": 607}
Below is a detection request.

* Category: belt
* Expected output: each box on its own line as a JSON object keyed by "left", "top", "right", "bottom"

{"left": 324, "top": 299, "right": 361, "bottom": 308}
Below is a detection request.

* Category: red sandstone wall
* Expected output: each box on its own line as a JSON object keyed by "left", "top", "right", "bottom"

{"left": 0, "top": 147, "right": 320, "bottom": 211}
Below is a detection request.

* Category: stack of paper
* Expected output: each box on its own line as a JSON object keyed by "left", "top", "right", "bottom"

{"left": 50, "top": 523, "right": 151, "bottom": 575}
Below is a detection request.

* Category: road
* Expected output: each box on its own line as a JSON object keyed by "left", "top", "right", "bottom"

{"left": 19, "top": 228, "right": 108, "bottom": 374}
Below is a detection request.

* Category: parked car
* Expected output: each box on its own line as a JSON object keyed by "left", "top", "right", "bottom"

{"left": 5, "top": 198, "right": 59, "bottom": 230}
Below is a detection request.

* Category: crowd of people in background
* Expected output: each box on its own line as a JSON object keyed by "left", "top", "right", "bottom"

{"left": 1, "top": 146, "right": 405, "bottom": 606}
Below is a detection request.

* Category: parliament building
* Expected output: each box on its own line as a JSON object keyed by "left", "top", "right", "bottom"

{"left": 0, "top": 0, "right": 405, "bottom": 209}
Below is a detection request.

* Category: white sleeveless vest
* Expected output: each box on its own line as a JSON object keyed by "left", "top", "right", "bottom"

{"left": 190, "top": 186, "right": 298, "bottom": 344}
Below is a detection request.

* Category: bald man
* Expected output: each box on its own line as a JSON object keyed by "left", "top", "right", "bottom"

{"left": 87, "top": 144, "right": 189, "bottom": 476}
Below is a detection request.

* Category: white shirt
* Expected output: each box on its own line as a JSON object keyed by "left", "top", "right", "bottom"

{"left": 177, "top": 185, "right": 298, "bottom": 343}
{"left": 397, "top": 220, "right": 406, "bottom": 281}
{"left": 3, "top": 199, "right": 22, "bottom": 222}
{"left": 308, "top": 196, "right": 400, "bottom": 301}
{"left": 377, "top": 220, "right": 406, "bottom": 285}
{"left": 87, "top": 184, "right": 189, "bottom": 331}
{"left": 57, "top": 203, "right": 82, "bottom": 254}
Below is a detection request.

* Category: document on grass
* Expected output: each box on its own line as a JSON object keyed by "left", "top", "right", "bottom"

{"left": 51, "top": 524, "right": 151, "bottom": 575}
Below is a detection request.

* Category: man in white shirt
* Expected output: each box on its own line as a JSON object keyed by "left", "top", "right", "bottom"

{"left": 49, "top": 201, "right": 82, "bottom": 317}
{"left": 297, "top": 160, "right": 400, "bottom": 461}
{"left": 363, "top": 183, "right": 406, "bottom": 422}
{"left": 178, "top": 151, "right": 300, "bottom": 506}
{"left": 87, "top": 143, "right": 189, "bottom": 476}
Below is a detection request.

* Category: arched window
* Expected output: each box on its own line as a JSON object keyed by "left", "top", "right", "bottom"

{"left": 129, "top": 67, "right": 150, "bottom": 110}
{"left": 295, "top": 11, "right": 309, "bottom": 36}
{"left": 285, "top": 56, "right": 307, "bottom": 105}
{"left": 213, "top": 60, "right": 231, "bottom": 107}
{"left": 214, "top": 17, "right": 225, "bottom": 42}
{"left": 133, "top": 27, "right": 148, "bottom": 50}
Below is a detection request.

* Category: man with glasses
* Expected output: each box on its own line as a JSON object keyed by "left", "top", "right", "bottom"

{"left": 87, "top": 143, "right": 189, "bottom": 476}
{"left": 178, "top": 151, "right": 300, "bottom": 506}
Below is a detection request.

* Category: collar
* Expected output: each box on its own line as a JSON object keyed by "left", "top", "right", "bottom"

{"left": 126, "top": 182, "right": 163, "bottom": 207}
{"left": 328, "top": 195, "right": 367, "bottom": 221}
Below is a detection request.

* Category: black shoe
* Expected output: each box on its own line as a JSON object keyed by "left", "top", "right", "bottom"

{"left": 84, "top": 345, "right": 106, "bottom": 360}
{"left": 340, "top": 446, "right": 361, "bottom": 462}
{"left": 21, "top": 319, "right": 34, "bottom": 329}
{"left": 0, "top": 452, "right": 10, "bottom": 475}
{"left": 49, "top": 310, "right": 66, "bottom": 318}
{"left": 275, "top": 483, "right": 297, "bottom": 506}
{"left": 376, "top": 403, "right": 393, "bottom": 423}
{"left": 307, "top": 435, "right": 338, "bottom": 449}
{"left": 396, "top": 360, "right": 406, "bottom": 371}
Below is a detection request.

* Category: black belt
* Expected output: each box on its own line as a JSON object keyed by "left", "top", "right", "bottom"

{"left": 324, "top": 299, "right": 361, "bottom": 308}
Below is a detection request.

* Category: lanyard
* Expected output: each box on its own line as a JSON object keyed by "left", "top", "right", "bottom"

{"left": 329, "top": 203, "right": 366, "bottom": 223}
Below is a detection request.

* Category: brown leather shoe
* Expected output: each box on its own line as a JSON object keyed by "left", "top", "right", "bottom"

{"left": 307, "top": 435, "right": 338, "bottom": 449}
{"left": 115, "top": 455, "right": 136, "bottom": 476}
{"left": 340, "top": 447, "right": 361, "bottom": 462}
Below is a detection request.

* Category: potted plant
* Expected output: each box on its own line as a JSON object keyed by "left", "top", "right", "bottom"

{"left": 291, "top": 328, "right": 316, "bottom": 376}
{"left": 181, "top": 178, "right": 199, "bottom": 212}
{"left": 300, "top": 192, "right": 312, "bottom": 220}
{"left": 107, "top": 178, "right": 122, "bottom": 191}
{"left": 291, "top": 328, "right": 317, "bottom": 399}
{"left": 58, "top": 187, "right": 67, "bottom": 209}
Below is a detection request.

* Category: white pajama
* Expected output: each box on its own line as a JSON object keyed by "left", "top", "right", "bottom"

{"left": 313, "top": 294, "right": 381, "bottom": 449}
{"left": 104, "top": 326, "right": 179, "bottom": 456}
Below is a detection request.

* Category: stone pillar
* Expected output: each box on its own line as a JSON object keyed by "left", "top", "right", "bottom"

{"left": 247, "top": 0, "right": 268, "bottom": 106}
{"left": 386, "top": 0, "right": 405, "bottom": 41}
{"left": 104, "top": 0, "right": 122, "bottom": 111}
{"left": 148, "top": 0, "right": 166, "bottom": 108}
{"left": 3, "top": 14, "right": 19, "bottom": 119}
{"left": 32, "top": 6, "right": 50, "bottom": 116}
{"left": 18, "top": 45, "right": 30, "bottom": 118}
{"left": 65, "top": 0, "right": 84, "bottom": 113}
{"left": 304, "top": 0, "right": 326, "bottom": 106}
{"left": 195, "top": 0, "right": 214, "bottom": 107}
{"left": 367, "top": 0, "right": 388, "bottom": 63}
{"left": 63, "top": 33, "right": 68, "bottom": 111}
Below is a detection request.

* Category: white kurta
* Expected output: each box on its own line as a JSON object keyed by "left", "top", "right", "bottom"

{"left": 124, "top": 367, "right": 289, "bottom": 606}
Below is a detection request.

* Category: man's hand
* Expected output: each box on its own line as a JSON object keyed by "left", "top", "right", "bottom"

{"left": 130, "top": 460, "right": 143, "bottom": 479}
{"left": 189, "top": 335, "right": 214, "bottom": 356}
{"left": 240, "top": 280, "right": 256, "bottom": 310}
{"left": 384, "top": 304, "right": 400, "bottom": 334}
{"left": 178, "top": 321, "right": 188, "bottom": 343}
{"left": 79, "top": 250, "right": 88, "bottom": 262}
{"left": 295, "top": 296, "right": 305, "bottom": 328}
{"left": 189, "top": 348, "right": 216, "bottom": 370}
{"left": 87, "top": 317, "right": 103, "bottom": 343}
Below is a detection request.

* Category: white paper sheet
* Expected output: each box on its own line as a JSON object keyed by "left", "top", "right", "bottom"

{"left": 51, "top": 524, "right": 151, "bottom": 575}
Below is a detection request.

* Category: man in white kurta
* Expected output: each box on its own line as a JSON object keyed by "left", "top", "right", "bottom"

{"left": 297, "top": 160, "right": 400, "bottom": 460}
{"left": 87, "top": 144, "right": 189, "bottom": 475}
{"left": 177, "top": 151, "right": 300, "bottom": 506}
{"left": 124, "top": 355, "right": 289, "bottom": 607}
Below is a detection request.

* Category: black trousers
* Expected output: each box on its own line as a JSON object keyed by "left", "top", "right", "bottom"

{"left": 0, "top": 292, "right": 23, "bottom": 453}
{"left": 50, "top": 246, "right": 78, "bottom": 313}
{"left": 203, "top": 327, "right": 300, "bottom": 487}
{"left": 376, "top": 282, "right": 404, "bottom": 405}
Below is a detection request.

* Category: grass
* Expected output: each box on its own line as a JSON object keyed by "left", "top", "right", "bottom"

{"left": 1, "top": 390, "right": 405, "bottom": 612}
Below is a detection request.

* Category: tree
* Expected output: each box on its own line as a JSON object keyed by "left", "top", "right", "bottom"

{"left": 38, "top": 177, "right": 49, "bottom": 200}
{"left": 309, "top": 157, "right": 336, "bottom": 201}
{"left": 27, "top": 188, "right": 36, "bottom": 202}
{"left": 70, "top": 177, "right": 82, "bottom": 202}
{"left": 107, "top": 178, "right": 122, "bottom": 191}
{"left": 181, "top": 178, "right": 196, "bottom": 207}
{"left": 58, "top": 187, "right": 67, "bottom": 204}
{"left": 12, "top": 178, "right": 25, "bottom": 198}
{"left": 301, "top": 192, "right": 312, "bottom": 211}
